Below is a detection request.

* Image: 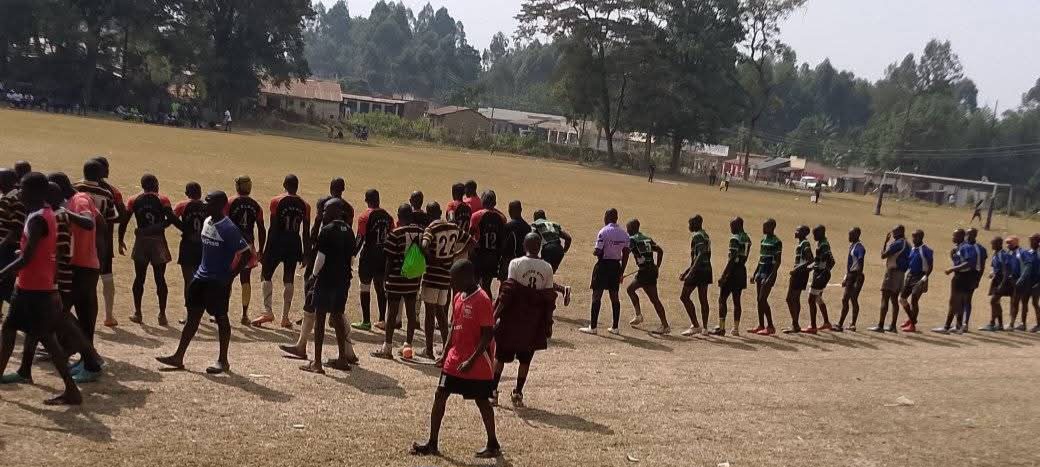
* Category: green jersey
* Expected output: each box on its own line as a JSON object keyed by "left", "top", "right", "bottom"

{"left": 629, "top": 232, "right": 658, "bottom": 270}
{"left": 728, "top": 231, "right": 751, "bottom": 265}
{"left": 531, "top": 218, "right": 563, "bottom": 248}
{"left": 758, "top": 234, "right": 782, "bottom": 268}
{"left": 814, "top": 238, "right": 834, "bottom": 271}
{"left": 690, "top": 230, "right": 711, "bottom": 269}
{"left": 795, "top": 239, "right": 813, "bottom": 266}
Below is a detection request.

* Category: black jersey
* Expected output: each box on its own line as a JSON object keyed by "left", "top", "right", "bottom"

{"left": 358, "top": 207, "right": 394, "bottom": 256}
{"left": 470, "top": 208, "right": 506, "bottom": 255}
{"left": 174, "top": 199, "right": 207, "bottom": 243}
{"left": 227, "top": 195, "right": 263, "bottom": 243}
{"left": 126, "top": 192, "right": 172, "bottom": 235}
{"left": 268, "top": 193, "right": 311, "bottom": 241}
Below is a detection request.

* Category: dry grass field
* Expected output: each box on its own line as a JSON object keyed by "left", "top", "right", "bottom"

{"left": 2, "top": 109, "right": 1040, "bottom": 467}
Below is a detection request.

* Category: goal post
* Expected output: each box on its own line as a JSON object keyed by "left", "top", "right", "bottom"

{"left": 873, "top": 170, "right": 1012, "bottom": 231}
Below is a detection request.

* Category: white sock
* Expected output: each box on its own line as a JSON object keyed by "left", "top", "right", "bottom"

{"left": 262, "top": 280, "right": 274, "bottom": 315}
{"left": 102, "top": 274, "right": 115, "bottom": 318}
{"left": 282, "top": 282, "right": 295, "bottom": 320}
{"left": 295, "top": 313, "right": 315, "bottom": 348}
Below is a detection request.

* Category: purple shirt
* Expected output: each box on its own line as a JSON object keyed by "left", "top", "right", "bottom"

{"left": 595, "top": 223, "right": 630, "bottom": 260}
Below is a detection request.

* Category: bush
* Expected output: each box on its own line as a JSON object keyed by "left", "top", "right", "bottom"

{"left": 347, "top": 112, "right": 431, "bottom": 140}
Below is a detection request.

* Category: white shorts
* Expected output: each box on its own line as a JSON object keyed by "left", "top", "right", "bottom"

{"left": 809, "top": 288, "right": 826, "bottom": 297}
{"left": 422, "top": 286, "right": 450, "bottom": 306}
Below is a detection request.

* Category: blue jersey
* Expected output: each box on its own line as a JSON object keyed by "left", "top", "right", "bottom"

{"left": 959, "top": 242, "right": 986, "bottom": 272}
{"left": 1014, "top": 248, "right": 1034, "bottom": 281}
{"left": 990, "top": 250, "right": 1017, "bottom": 278}
{"left": 196, "top": 216, "right": 250, "bottom": 282}
{"left": 884, "top": 238, "right": 910, "bottom": 271}
{"left": 907, "top": 244, "right": 933, "bottom": 275}
{"left": 847, "top": 242, "right": 865, "bottom": 273}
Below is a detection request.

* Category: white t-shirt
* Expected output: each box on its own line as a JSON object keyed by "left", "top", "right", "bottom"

{"left": 507, "top": 256, "right": 554, "bottom": 290}
{"left": 224, "top": 110, "right": 232, "bottom": 122}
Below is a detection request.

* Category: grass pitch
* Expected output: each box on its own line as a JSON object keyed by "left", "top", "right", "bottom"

{"left": 2, "top": 109, "right": 1040, "bottom": 467}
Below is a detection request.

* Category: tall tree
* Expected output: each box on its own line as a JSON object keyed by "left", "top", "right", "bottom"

{"left": 518, "top": 0, "right": 639, "bottom": 165}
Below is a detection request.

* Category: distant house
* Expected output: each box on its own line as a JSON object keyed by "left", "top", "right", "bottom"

{"left": 259, "top": 79, "right": 343, "bottom": 122}
{"left": 428, "top": 106, "right": 490, "bottom": 141}
{"left": 753, "top": 157, "right": 792, "bottom": 182}
{"left": 722, "top": 153, "right": 770, "bottom": 178}
{"left": 478, "top": 107, "right": 581, "bottom": 145}
{"left": 342, "top": 93, "right": 428, "bottom": 120}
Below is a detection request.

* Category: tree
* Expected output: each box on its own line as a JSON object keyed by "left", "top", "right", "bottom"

{"left": 737, "top": 0, "right": 807, "bottom": 179}
{"left": 518, "top": 0, "right": 639, "bottom": 165}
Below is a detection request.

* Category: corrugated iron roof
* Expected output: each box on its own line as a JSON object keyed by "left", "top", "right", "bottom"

{"left": 260, "top": 79, "right": 343, "bottom": 103}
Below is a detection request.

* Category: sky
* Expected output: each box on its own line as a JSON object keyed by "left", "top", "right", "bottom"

{"left": 320, "top": 0, "right": 1040, "bottom": 109}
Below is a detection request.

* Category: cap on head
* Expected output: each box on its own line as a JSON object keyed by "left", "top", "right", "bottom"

{"left": 235, "top": 175, "right": 252, "bottom": 195}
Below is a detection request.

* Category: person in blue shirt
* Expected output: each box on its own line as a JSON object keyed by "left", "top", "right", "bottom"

{"left": 1007, "top": 236, "right": 1033, "bottom": 331}
{"left": 1028, "top": 234, "right": 1040, "bottom": 332}
{"left": 898, "top": 230, "right": 932, "bottom": 332}
{"left": 835, "top": 227, "right": 865, "bottom": 332}
{"left": 981, "top": 236, "right": 1014, "bottom": 332}
{"left": 936, "top": 229, "right": 971, "bottom": 333}
{"left": 872, "top": 225, "right": 909, "bottom": 333}
{"left": 157, "top": 191, "right": 252, "bottom": 374}
{"left": 963, "top": 228, "right": 987, "bottom": 331}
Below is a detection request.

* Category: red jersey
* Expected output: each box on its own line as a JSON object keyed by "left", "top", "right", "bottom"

{"left": 16, "top": 207, "right": 57, "bottom": 291}
{"left": 226, "top": 195, "right": 264, "bottom": 244}
{"left": 443, "top": 289, "right": 495, "bottom": 380}
{"left": 68, "top": 192, "right": 100, "bottom": 269}
{"left": 175, "top": 198, "right": 208, "bottom": 243}
{"left": 268, "top": 193, "right": 311, "bottom": 239}
{"left": 463, "top": 195, "right": 483, "bottom": 214}
{"left": 357, "top": 207, "right": 395, "bottom": 255}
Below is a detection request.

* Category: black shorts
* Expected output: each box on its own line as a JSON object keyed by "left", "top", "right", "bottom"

{"left": 952, "top": 272, "right": 975, "bottom": 293}
{"left": 264, "top": 237, "right": 303, "bottom": 265}
{"left": 542, "top": 245, "right": 565, "bottom": 272}
{"left": 305, "top": 280, "right": 348, "bottom": 314}
{"left": 789, "top": 270, "right": 811, "bottom": 291}
{"left": 5, "top": 289, "right": 61, "bottom": 335}
{"left": 178, "top": 240, "right": 203, "bottom": 267}
{"left": 901, "top": 272, "right": 927, "bottom": 298}
{"left": 0, "top": 245, "right": 16, "bottom": 301}
{"left": 753, "top": 266, "right": 776, "bottom": 287}
{"left": 438, "top": 373, "right": 494, "bottom": 400}
{"left": 843, "top": 271, "right": 865, "bottom": 297}
{"left": 132, "top": 235, "right": 172, "bottom": 265}
{"left": 720, "top": 267, "right": 747, "bottom": 292}
{"left": 358, "top": 251, "right": 386, "bottom": 284}
{"left": 590, "top": 259, "right": 622, "bottom": 291}
{"left": 495, "top": 349, "right": 535, "bottom": 364}
{"left": 634, "top": 267, "right": 659, "bottom": 287}
{"left": 472, "top": 251, "right": 501, "bottom": 281}
{"left": 989, "top": 275, "right": 1014, "bottom": 297}
{"left": 684, "top": 266, "right": 713, "bottom": 288}
{"left": 186, "top": 278, "right": 233, "bottom": 317}
{"left": 810, "top": 270, "right": 831, "bottom": 292}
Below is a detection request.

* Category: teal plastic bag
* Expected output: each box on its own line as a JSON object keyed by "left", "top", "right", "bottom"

{"left": 401, "top": 241, "right": 427, "bottom": 279}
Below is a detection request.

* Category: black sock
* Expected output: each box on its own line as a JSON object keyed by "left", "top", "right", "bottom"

{"left": 590, "top": 300, "right": 601, "bottom": 328}
{"left": 515, "top": 376, "right": 527, "bottom": 394}
{"left": 493, "top": 371, "right": 502, "bottom": 391}
{"left": 360, "top": 292, "right": 371, "bottom": 323}
{"left": 611, "top": 300, "right": 621, "bottom": 329}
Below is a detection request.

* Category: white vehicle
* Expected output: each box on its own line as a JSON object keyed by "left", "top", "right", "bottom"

{"left": 796, "top": 176, "right": 819, "bottom": 190}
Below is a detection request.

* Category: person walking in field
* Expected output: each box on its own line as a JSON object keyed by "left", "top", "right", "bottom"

{"left": 492, "top": 233, "right": 558, "bottom": 408}
{"left": 227, "top": 176, "right": 266, "bottom": 325}
{"left": 805, "top": 225, "right": 835, "bottom": 333}
{"left": 980, "top": 236, "right": 1013, "bottom": 331}
{"left": 73, "top": 159, "right": 121, "bottom": 327}
{"left": 783, "top": 225, "right": 813, "bottom": 334}
{"left": 648, "top": 162, "right": 656, "bottom": 183}
{"left": 871, "top": 225, "right": 910, "bottom": 333}
{"left": 530, "top": 209, "right": 572, "bottom": 273}
{"left": 120, "top": 174, "right": 176, "bottom": 326}
{"left": 353, "top": 189, "right": 393, "bottom": 331}
{"left": 1008, "top": 236, "right": 1034, "bottom": 331}
{"left": 970, "top": 198, "right": 985, "bottom": 224}
{"left": 579, "top": 208, "right": 628, "bottom": 335}
{"left": 714, "top": 217, "right": 751, "bottom": 336}
{"left": 371, "top": 204, "right": 424, "bottom": 359}
{"left": 420, "top": 202, "right": 472, "bottom": 360}
{"left": 174, "top": 183, "right": 207, "bottom": 315}
{"left": 623, "top": 219, "right": 670, "bottom": 334}
{"left": 749, "top": 219, "right": 781, "bottom": 336}
{"left": 680, "top": 215, "right": 712, "bottom": 337}
{"left": 252, "top": 174, "right": 311, "bottom": 329}
{"left": 899, "top": 230, "right": 933, "bottom": 333}
{"left": 469, "top": 191, "right": 507, "bottom": 297}
{"left": 223, "top": 109, "right": 232, "bottom": 131}
{"left": 157, "top": 191, "right": 253, "bottom": 375}
{"left": 410, "top": 260, "right": 500, "bottom": 459}
{"left": 834, "top": 227, "right": 865, "bottom": 332}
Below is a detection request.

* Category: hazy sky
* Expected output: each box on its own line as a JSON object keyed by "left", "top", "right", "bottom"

{"left": 323, "top": 0, "right": 1040, "bottom": 109}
